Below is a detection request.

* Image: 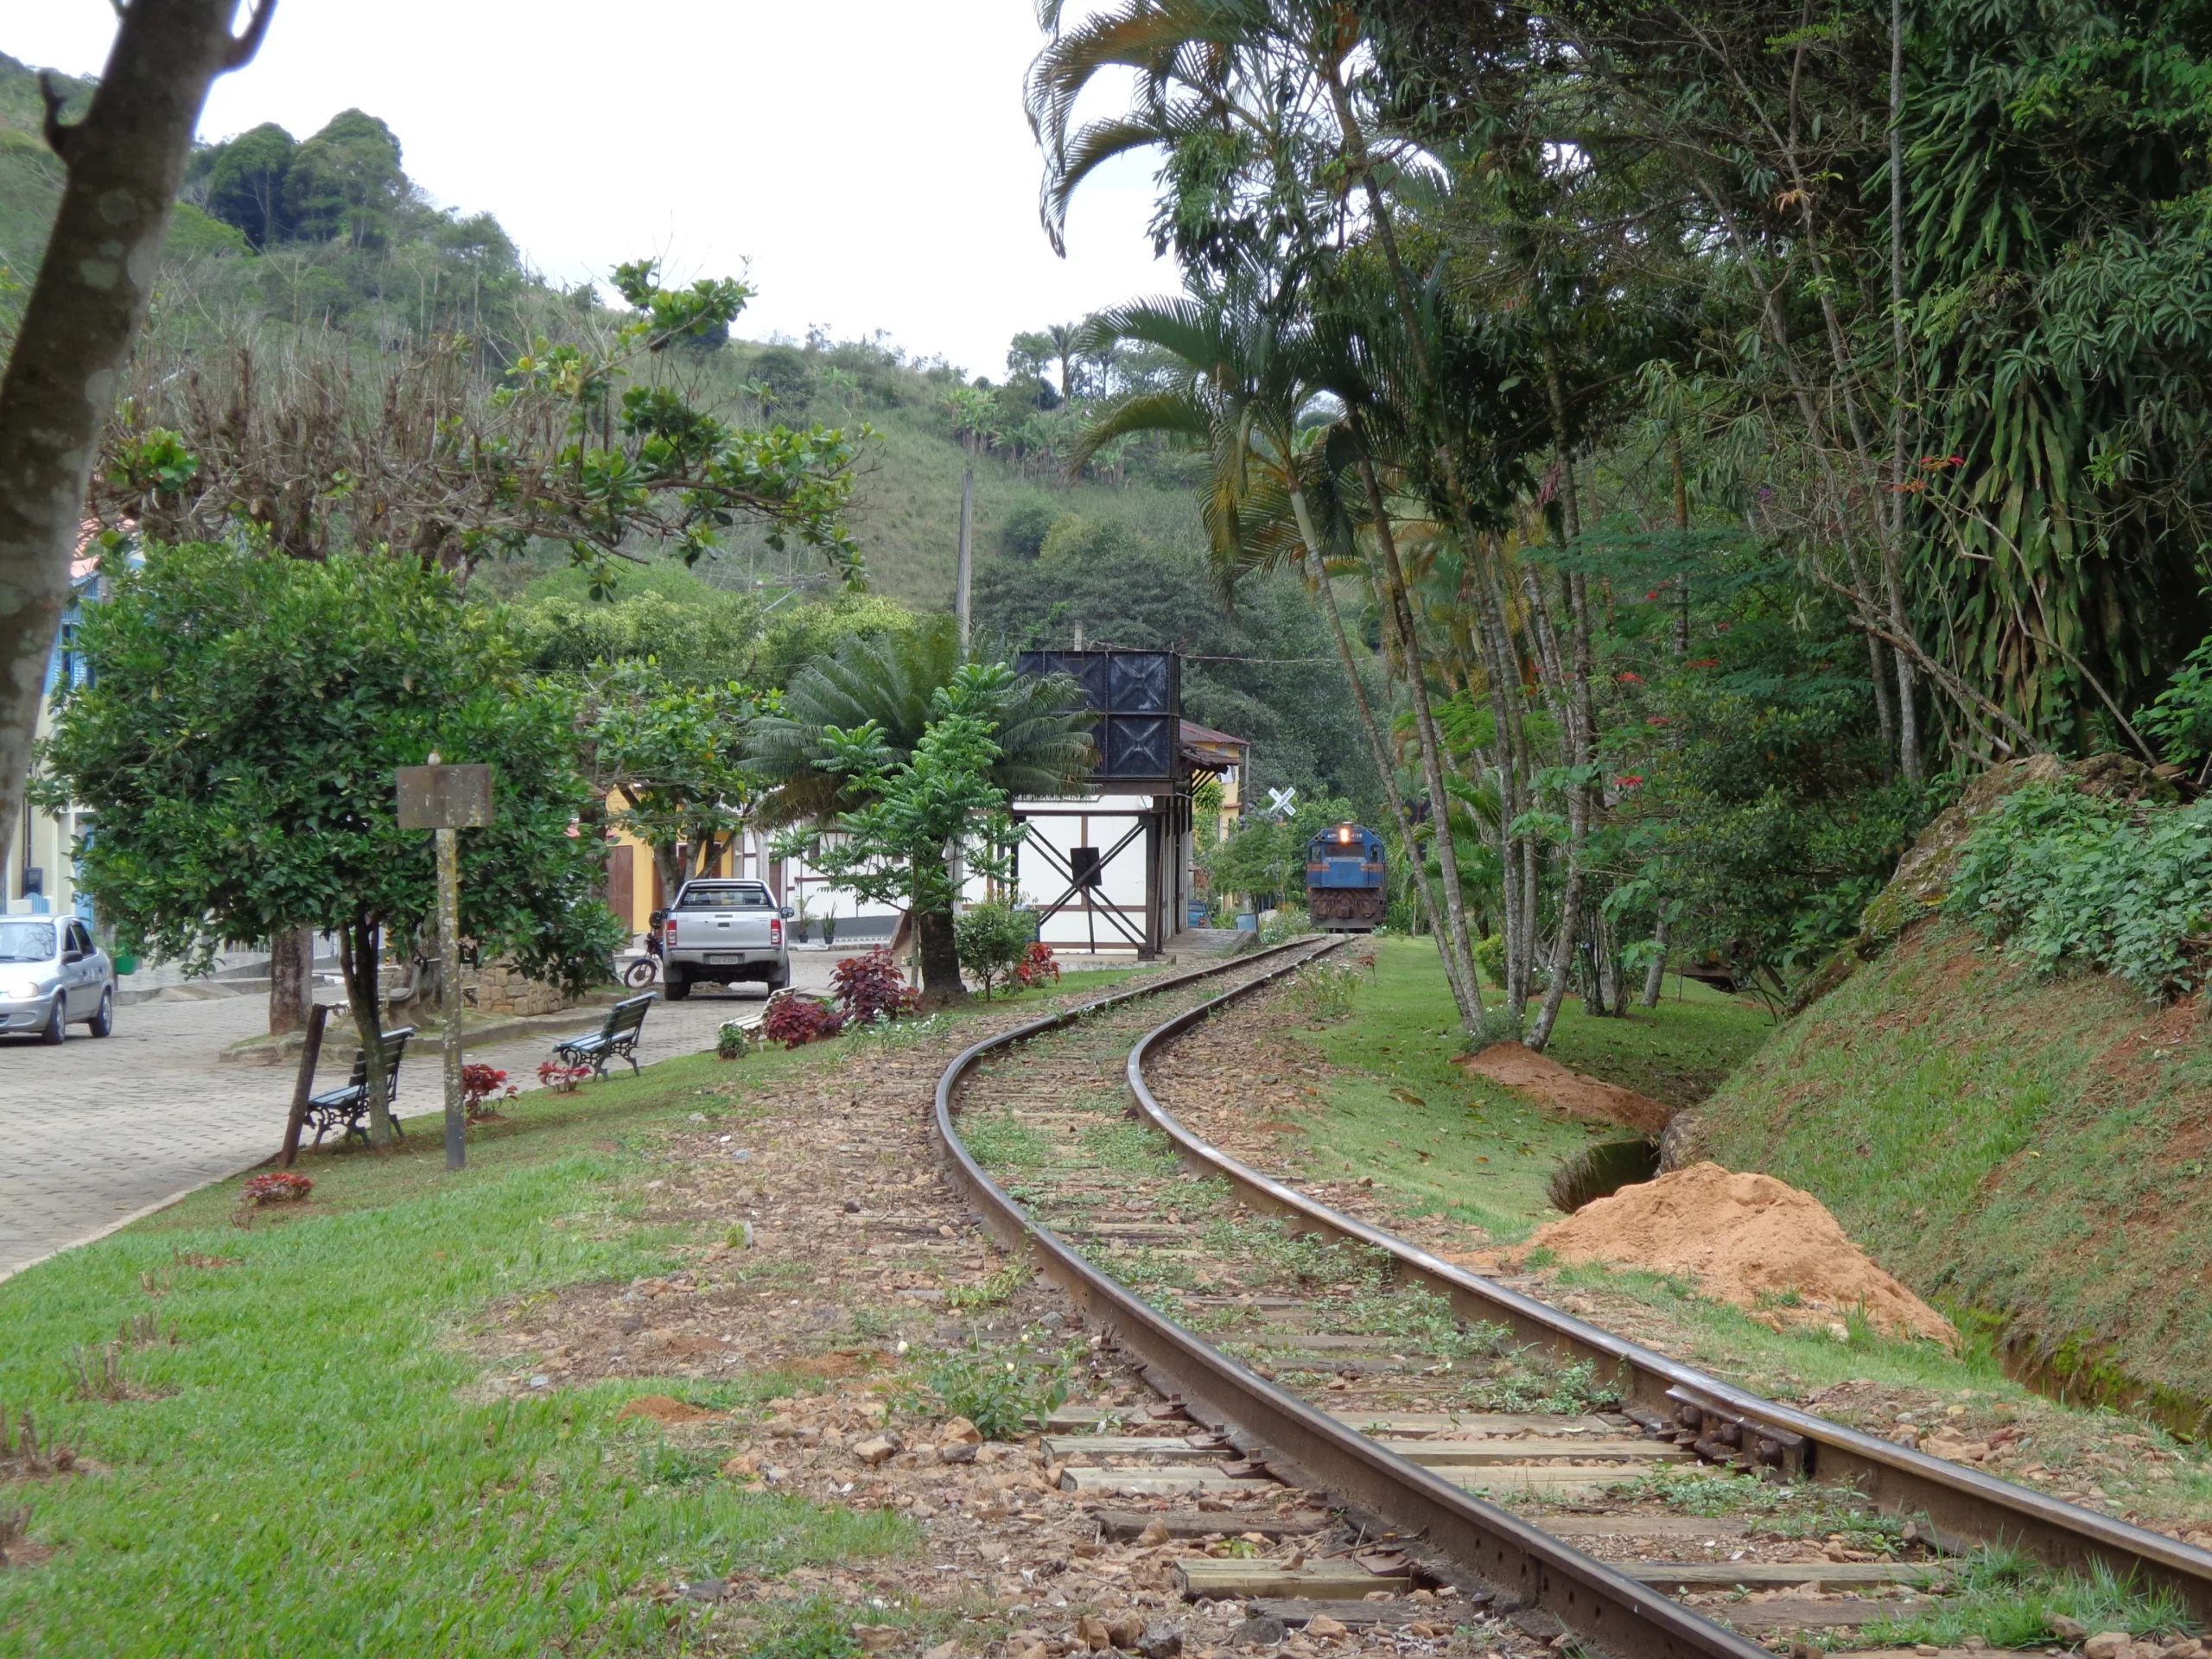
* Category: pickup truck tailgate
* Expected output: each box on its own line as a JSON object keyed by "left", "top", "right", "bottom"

{"left": 671, "top": 909, "right": 776, "bottom": 958}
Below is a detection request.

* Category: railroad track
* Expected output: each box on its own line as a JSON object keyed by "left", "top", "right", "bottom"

{"left": 931, "top": 937, "right": 2212, "bottom": 1659}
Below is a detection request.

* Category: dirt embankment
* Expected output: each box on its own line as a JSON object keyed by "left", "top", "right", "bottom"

{"left": 1518, "top": 1162, "right": 1957, "bottom": 1345}
{"left": 1452, "top": 1044, "right": 1675, "bottom": 1135}
{"left": 1670, "top": 753, "right": 2212, "bottom": 1396}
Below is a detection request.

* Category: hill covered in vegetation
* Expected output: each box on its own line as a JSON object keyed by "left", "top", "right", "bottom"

{"left": 1675, "top": 758, "right": 2212, "bottom": 1418}
{"left": 1, "top": 48, "right": 1380, "bottom": 810}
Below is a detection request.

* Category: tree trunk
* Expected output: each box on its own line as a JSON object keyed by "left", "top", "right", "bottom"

{"left": 0, "top": 0, "right": 273, "bottom": 865}
{"left": 1355, "top": 452, "right": 1484, "bottom": 1020}
{"left": 1885, "top": 0, "right": 1923, "bottom": 786}
{"left": 915, "top": 903, "right": 965, "bottom": 1003}
{"left": 1286, "top": 487, "right": 1478, "bottom": 1025}
{"left": 337, "top": 917, "right": 392, "bottom": 1147}
{"left": 269, "top": 925, "right": 314, "bottom": 1035}
{"left": 1527, "top": 792, "right": 1587, "bottom": 1052}
{"left": 1669, "top": 429, "right": 1693, "bottom": 654}
{"left": 1643, "top": 914, "right": 1670, "bottom": 1008}
{"left": 1528, "top": 365, "right": 1598, "bottom": 1054}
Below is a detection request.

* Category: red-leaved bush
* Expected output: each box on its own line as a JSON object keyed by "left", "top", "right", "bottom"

{"left": 762, "top": 991, "right": 846, "bottom": 1049}
{"left": 461, "top": 1063, "right": 518, "bottom": 1121}
{"left": 831, "top": 947, "right": 919, "bottom": 1025}
{"left": 243, "top": 1172, "right": 313, "bottom": 1206}
{"left": 1014, "top": 941, "right": 1060, "bottom": 989}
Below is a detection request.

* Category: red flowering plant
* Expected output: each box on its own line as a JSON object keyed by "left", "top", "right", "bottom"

{"left": 537, "top": 1059, "right": 593, "bottom": 1093}
{"left": 242, "top": 1172, "right": 313, "bottom": 1206}
{"left": 461, "top": 1064, "right": 518, "bottom": 1122}
{"left": 1013, "top": 940, "right": 1060, "bottom": 989}
{"left": 762, "top": 989, "right": 846, "bottom": 1049}
{"left": 830, "top": 947, "right": 919, "bottom": 1027}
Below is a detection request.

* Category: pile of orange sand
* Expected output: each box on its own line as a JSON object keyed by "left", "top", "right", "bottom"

{"left": 1522, "top": 1161, "right": 1957, "bottom": 1346}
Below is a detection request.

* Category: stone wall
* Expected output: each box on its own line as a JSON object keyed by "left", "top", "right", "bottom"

{"left": 461, "top": 956, "right": 570, "bottom": 1017}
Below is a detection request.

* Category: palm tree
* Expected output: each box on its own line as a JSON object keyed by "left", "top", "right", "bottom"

{"left": 748, "top": 616, "right": 1095, "bottom": 999}
{"left": 1046, "top": 321, "right": 1084, "bottom": 404}
{"left": 1071, "top": 287, "right": 1487, "bottom": 1024}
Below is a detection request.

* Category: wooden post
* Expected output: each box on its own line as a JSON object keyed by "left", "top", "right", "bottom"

{"left": 394, "top": 755, "right": 493, "bottom": 1174}
{"left": 435, "top": 823, "right": 465, "bottom": 1171}
{"left": 279, "top": 1002, "right": 330, "bottom": 1170}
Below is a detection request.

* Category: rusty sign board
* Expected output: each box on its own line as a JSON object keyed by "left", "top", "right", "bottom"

{"left": 395, "top": 764, "right": 494, "bottom": 830}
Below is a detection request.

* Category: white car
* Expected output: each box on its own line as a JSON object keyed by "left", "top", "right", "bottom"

{"left": 0, "top": 916, "right": 115, "bottom": 1044}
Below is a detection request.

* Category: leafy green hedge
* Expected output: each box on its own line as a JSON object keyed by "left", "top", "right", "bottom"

{"left": 1947, "top": 785, "right": 2212, "bottom": 999}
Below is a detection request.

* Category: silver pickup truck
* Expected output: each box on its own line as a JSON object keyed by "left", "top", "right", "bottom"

{"left": 661, "top": 879, "right": 791, "bottom": 1000}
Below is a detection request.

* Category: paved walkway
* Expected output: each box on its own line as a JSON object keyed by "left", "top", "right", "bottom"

{"left": 0, "top": 963, "right": 835, "bottom": 1280}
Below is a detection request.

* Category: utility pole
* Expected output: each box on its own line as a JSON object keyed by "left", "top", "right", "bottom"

{"left": 956, "top": 465, "right": 975, "bottom": 656}
{"left": 396, "top": 755, "right": 493, "bottom": 1172}
{"left": 950, "top": 466, "right": 976, "bottom": 912}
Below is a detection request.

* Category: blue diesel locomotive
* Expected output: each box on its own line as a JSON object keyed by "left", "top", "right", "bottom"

{"left": 1306, "top": 823, "right": 1386, "bottom": 931}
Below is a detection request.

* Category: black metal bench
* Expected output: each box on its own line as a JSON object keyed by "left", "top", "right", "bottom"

{"left": 302, "top": 1027, "right": 416, "bottom": 1147}
{"left": 552, "top": 993, "right": 652, "bottom": 1080}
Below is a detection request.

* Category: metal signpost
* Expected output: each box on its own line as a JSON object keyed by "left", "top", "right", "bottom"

{"left": 395, "top": 757, "right": 494, "bottom": 1171}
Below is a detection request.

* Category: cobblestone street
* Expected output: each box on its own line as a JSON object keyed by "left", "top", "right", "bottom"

{"left": 0, "top": 961, "right": 835, "bottom": 1279}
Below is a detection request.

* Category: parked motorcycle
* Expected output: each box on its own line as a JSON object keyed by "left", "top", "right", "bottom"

{"left": 622, "top": 911, "right": 666, "bottom": 988}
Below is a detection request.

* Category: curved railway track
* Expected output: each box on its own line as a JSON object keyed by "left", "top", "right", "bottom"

{"left": 931, "top": 938, "right": 2212, "bottom": 1659}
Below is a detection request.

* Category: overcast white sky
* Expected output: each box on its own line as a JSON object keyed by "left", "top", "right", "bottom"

{"left": 6, "top": 0, "right": 1175, "bottom": 378}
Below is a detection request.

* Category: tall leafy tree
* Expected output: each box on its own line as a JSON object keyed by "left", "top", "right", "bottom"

{"left": 281, "top": 108, "right": 407, "bottom": 247}
{"left": 576, "top": 661, "right": 760, "bottom": 909}
{"left": 37, "top": 543, "right": 621, "bottom": 1146}
{"left": 203, "top": 118, "right": 295, "bottom": 246}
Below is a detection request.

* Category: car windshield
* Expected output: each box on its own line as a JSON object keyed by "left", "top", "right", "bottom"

{"left": 676, "top": 884, "right": 772, "bottom": 910}
{"left": 0, "top": 921, "right": 57, "bottom": 963}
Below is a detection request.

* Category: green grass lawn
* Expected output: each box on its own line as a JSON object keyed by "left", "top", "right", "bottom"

{"left": 1538, "top": 971, "right": 1777, "bottom": 1109}
{"left": 1280, "top": 938, "right": 1770, "bottom": 1242}
{"left": 0, "top": 974, "right": 1131, "bottom": 1657}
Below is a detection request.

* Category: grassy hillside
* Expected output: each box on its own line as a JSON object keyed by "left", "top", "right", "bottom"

{"left": 0, "top": 53, "right": 1377, "bottom": 801}
{"left": 0, "top": 48, "right": 1206, "bottom": 616}
{"left": 0, "top": 54, "right": 91, "bottom": 299}
{"left": 1678, "top": 912, "right": 2212, "bottom": 1414}
{"left": 702, "top": 339, "right": 1208, "bottom": 613}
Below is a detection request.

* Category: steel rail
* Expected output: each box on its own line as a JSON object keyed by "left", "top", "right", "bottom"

{"left": 933, "top": 938, "right": 1774, "bottom": 1659}
{"left": 1125, "top": 971, "right": 2212, "bottom": 1624}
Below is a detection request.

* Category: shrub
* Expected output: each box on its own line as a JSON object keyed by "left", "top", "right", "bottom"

{"left": 1013, "top": 939, "right": 1059, "bottom": 989}
{"left": 762, "top": 991, "right": 845, "bottom": 1048}
{"left": 1948, "top": 784, "right": 2212, "bottom": 1000}
{"left": 716, "top": 1020, "right": 753, "bottom": 1059}
{"left": 537, "top": 1059, "right": 592, "bottom": 1092}
{"left": 955, "top": 902, "right": 1034, "bottom": 998}
{"left": 241, "top": 1172, "right": 313, "bottom": 1206}
{"left": 830, "top": 946, "right": 918, "bottom": 1024}
{"left": 460, "top": 1064, "right": 516, "bottom": 1121}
